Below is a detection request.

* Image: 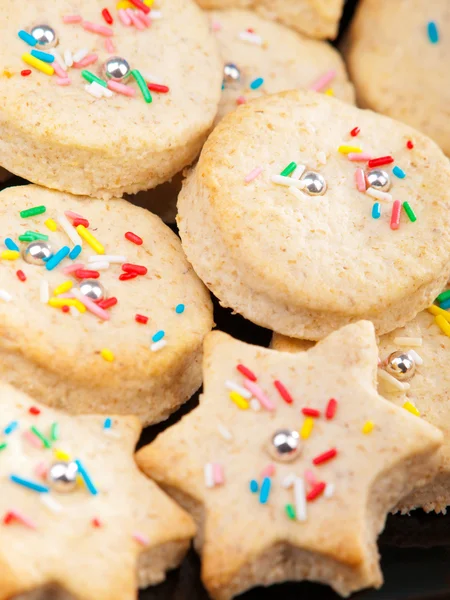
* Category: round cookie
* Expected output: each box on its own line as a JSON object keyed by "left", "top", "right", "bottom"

{"left": 211, "top": 9, "right": 354, "bottom": 122}
{"left": 197, "top": 0, "right": 345, "bottom": 40}
{"left": 0, "top": 0, "right": 222, "bottom": 199}
{"left": 345, "top": 0, "right": 450, "bottom": 155}
{"left": 177, "top": 89, "right": 450, "bottom": 340}
{"left": 0, "top": 184, "right": 213, "bottom": 425}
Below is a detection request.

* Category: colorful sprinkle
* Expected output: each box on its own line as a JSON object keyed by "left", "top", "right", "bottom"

{"left": 18, "top": 30, "right": 37, "bottom": 46}
{"left": 31, "top": 426, "right": 52, "bottom": 449}
{"left": 81, "top": 70, "right": 107, "bottom": 88}
{"left": 403, "top": 401, "right": 420, "bottom": 417}
{"left": 125, "top": 232, "right": 142, "bottom": 245}
{"left": 9, "top": 475, "right": 49, "bottom": 494}
{"left": 390, "top": 200, "right": 401, "bottom": 230}
{"left": 435, "top": 314, "right": 450, "bottom": 337}
{"left": 0, "top": 443, "right": 7, "bottom": 452}
{"left": 45, "top": 246, "right": 70, "bottom": 271}
{"left": 302, "top": 408, "right": 320, "bottom": 417}
{"left": 135, "top": 314, "right": 149, "bottom": 324}
{"left": 338, "top": 145, "right": 361, "bottom": 154}
{"left": 440, "top": 298, "right": 450, "bottom": 310}
{"left": 368, "top": 156, "right": 394, "bottom": 168}
{"left": 29, "top": 406, "right": 41, "bottom": 416}
{"left": 104, "top": 418, "right": 112, "bottom": 429}
{"left": 76, "top": 225, "right": 104, "bottom": 254}
{"left": 310, "top": 69, "right": 335, "bottom": 92}
{"left": 75, "top": 459, "right": 98, "bottom": 495}
{"left": 243, "top": 380, "right": 275, "bottom": 411}
{"left": 427, "top": 21, "right": 439, "bottom": 44}
{"left": 350, "top": 127, "right": 360, "bottom": 137}
{"left": 99, "top": 297, "right": 118, "bottom": 310}
{"left": 259, "top": 477, "right": 271, "bottom": 504}
{"left": 313, "top": 448, "right": 337, "bottom": 465}
{"left": 348, "top": 152, "right": 372, "bottom": 162}
{"left": 147, "top": 82, "right": 169, "bottom": 93}
{"left": 30, "top": 49, "right": 55, "bottom": 63}
{"left": 372, "top": 202, "right": 381, "bottom": 219}
{"left": 325, "top": 398, "right": 337, "bottom": 420}
{"left": 20, "top": 205, "right": 46, "bottom": 219}
{"left": 175, "top": 303, "right": 185, "bottom": 314}
{"left": 403, "top": 202, "right": 417, "bottom": 223}
{"left": 101, "top": 348, "right": 115, "bottom": 362}
{"left": 229, "top": 390, "right": 249, "bottom": 410}
{"left": 131, "top": 69, "right": 152, "bottom": 103}
{"left": 50, "top": 423, "right": 59, "bottom": 442}
{"left": 5, "top": 238, "right": 19, "bottom": 252}
{"left": 102, "top": 8, "right": 114, "bottom": 24}
{"left": 3, "top": 510, "right": 37, "bottom": 529}
{"left": 280, "top": 162, "right": 297, "bottom": 177}
{"left": 4, "top": 421, "right": 18, "bottom": 435}
{"left": 285, "top": 504, "right": 296, "bottom": 520}
{"left": 273, "top": 380, "right": 293, "bottom": 404}
{"left": 306, "top": 481, "right": 326, "bottom": 502}
{"left": 16, "top": 270, "right": 26, "bottom": 282}
{"left": 355, "top": 168, "right": 366, "bottom": 192}
{"left": 362, "top": 421, "right": 374, "bottom": 434}
{"left": 236, "top": 364, "right": 257, "bottom": 381}
{"left": 407, "top": 140, "right": 414, "bottom": 150}
{"left": 294, "top": 477, "right": 307, "bottom": 521}
{"left": 71, "top": 289, "right": 110, "bottom": 320}
{"left": 393, "top": 166, "right": 406, "bottom": 179}
{"left": 300, "top": 416, "right": 314, "bottom": 440}
{"left": 250, "top": 77, "right": 264, "bottom": 90}
{"left": 1, "top": 250, "right": 20, "bottom": 261}
{"left": 21, "top": 69, "right": 32, "bottom": 77}
{"left": 22, "top": 53, "right": 54, "bottom": 76}
{"left": 82, "top": 22, "right": 114, "bottom": 36}
{"left": 151, "top": 340, "right": 167, "bottom": 352}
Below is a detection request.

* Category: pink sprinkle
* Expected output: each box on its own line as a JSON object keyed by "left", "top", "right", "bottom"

{"left": 310, "top": 69, "right": 336, "bottom": 92}
{"left": 118, "top": 9, "right": 132, "bottom": 26}
{"left": 127, "top": 8, "right": 145, "bottom": 30}
{"left": 65, "top": 210, "right": 85, "bottom": 221}
{"left": 136, "top": 10, "right": 152, "bottom": 27}
{"left": 211, "top": 20, "right": 222, "bottom": 32}
{"left": 236, "top": 96, "right": 247, "bottom": 105}
{"left": 6, "top": 510, "right": 36, "bottom": 530}
{"left": 244, "top": 166, "right": 263, "bottom": 183}
{"left": 348, "top": 152, "right": 372, "bottom": 162}
{"left": 107, "top": 80, "right": 136, "bottom": 97}
{"left": 355, "top": 168, "right": 366, "bottom": 192}
{"left": 62, "top": 263, "right": 84, "bottom": 275}
{"left": 35, "top": 462, "right": 48, "bottom": 479}
{"left": 83, "top": 21, "right": 114, "bottom": 37}
{"left": 243, "top": 380, "right": 275, "bottom": 411}
{"left": 133, "top": 532, "right": 149, "bottom": 546}
{"left": 260, "top": 464, "right": 276, "bottom": 478}
{"left": 56, "top": 77, "right": 71, "bottom": 86}
{"left": 23, "top": 431, "right": 43, "bottom": 449}
{"left": 52, "top": 61, "right": 67, "bottom": 78}
{"left": 71, "top": 289, "right": 110, "bottom": 321}
{"left": 63, "top": 15, "right": 83, "bottom": 24}
{"left": 73, "top": 54, "right": 98, "bottom": 68}
{"left": 105, "top": 38, "right": 115, "bottom": 53}
{"left": 305, "top": 469, "right": 318, "bottom": 486}
{"left": 213, "top": 463, "right": 225, "bottom": 485}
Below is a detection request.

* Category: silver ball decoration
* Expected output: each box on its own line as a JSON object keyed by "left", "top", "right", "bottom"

{"left": 30, "top": 24, "right": 58, "bottom": 48}
{"left": 47, "top": 461, "right": 78, "bottom": 493}
{"left": 267, "top": 429, "right": 301, "bottom": 463}
{"left": 385, "top": 351, "right": 416, "bottom": 381}
{"left": 79, "top": 279, "right": 105, "bottom": 302}
{"left": 103, "top": 56, "right": 131, "bottom": 81}
{"left": 22, "top": 241, "right": 53, "bottom": 266}
{"left": 367, "top": 169, "right": 391, "bottom": 192}
{"left": 301, "top": 171, "right": 327, "bottom": 196}
{"left": 223, "top": 63, "right": 241, "bottom": 83}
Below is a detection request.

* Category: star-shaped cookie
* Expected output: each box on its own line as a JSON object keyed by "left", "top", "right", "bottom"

{"left": 137, "top": 322, "right": 442, "bottom": 599}
{"left": 0, "top": 382, "right": 195, "bottom": 600}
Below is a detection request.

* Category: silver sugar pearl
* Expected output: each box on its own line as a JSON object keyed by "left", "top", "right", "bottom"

{"left": 367, "top": 169, "right": 391, "bottom": 192}
{"left": 79, "top": 279, "right": 105, "bottom": 302}
{"left": 103, "top": 56, "right": 131, "bottom": 81}
{"left": 302, "top": 171, "right": 327, "bottom": 196}
{"left": 223, "top": 62, "right": 241, "bottom": 83}
{"left": 47, "top": 461, "right": 78, "bottom": 493}
{"left": 22, "top": 241, "right": 53, "bottom": 266}
{"left": 267, "top": 429, "right": 301, "bottom": 463}
{"left": 385, "top": 350, "right": 416, "bottom": 381}
{"left": 30, "top": 24, "right": 58, "bottom": 48}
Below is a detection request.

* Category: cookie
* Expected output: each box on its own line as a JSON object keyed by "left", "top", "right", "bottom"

{"left": 177, "top": 89, "right": 450, "bottom": 340}
{"left": 344, "top": 0, "right": 450, "bottom": 155}
{"left": 197, "top": 0, "right": 345, "bottom": 40}
{"left": 0, "top": 381, "right": 195, "bottom": 600}
{"left": 137, "top": 323, "right": 442, "bottom": 599}
{"left": 211, "top": 9, "right": 355, "bottom": 122}
{"left": 0, "top": 184, "right": 213, "bottom": 425}
{"left": 0, "top": 0, "right": 222, "bottom": 199}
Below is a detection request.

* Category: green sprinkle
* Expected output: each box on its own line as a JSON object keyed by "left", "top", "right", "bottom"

{"left": 402, "top": 201, "right": 417, "bottom": 223}
{"left": 437, "top": 290, "right": 450, "bottom": 303}
{"left": 0, "top": 442, "right": 7, "bottom": 452}
{"left": 81, "top": 70, "right": 107, "bottom": 88}
{"left": 18, "top": 235, "right": 36, "bottom": 242}
{"left": 30, "top": 426, "right": 52, "bottom": 449}
{"left": 131, "top": 69, "right": 152, "bottom": 104}
{"left": 25, "top": 231, "right": 48, "bottom": 241}
{"left": 50, "top": 422, "right": 59, "bottom": 442}
{"left": 20, "top": 206, "right": 46, "bottom": 219}
{"left": 280, "top": 162, "right": 297, "bottom": 177}
{"left": 285, "top": 504, "right": 296, "bottom": 520}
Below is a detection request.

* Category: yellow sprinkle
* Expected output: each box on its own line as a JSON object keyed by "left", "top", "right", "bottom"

{"left": 229, "top": 390, "right": 249, "bottom": 410}
{"left": 101, "top": 348, "right": 115, "bottom": 362}
{"left": 48, "top": 298, "right": 86, "bottom": 313}
{"left": 116, "top": 0, "right": 134, "bottom": 7}
{"left": 403, "top": 401, "right": 420, "bottom": 417}
{"left": 54, "top": 449, "right": 71, "bottom": 461}
{"left": 45, "top": 218, "right": 58, "bottom": 232}
{"left": 22, "top": 53, "right": 54, "bottom": 76}
{"left": 76, "top": 225, "right": 104, "bottom": 255}
{"left": 362, "top": 420, "right": 374, "bottom": 434}
{"left": 144, "top": 0, "right": 154, "bottom": 5}
{"left": 53, "top": 281, "right": 73, "bottom": 296}
{"left": 1, "top": 250, "right": 20, "bottom": 260}
{"left": 325, "top": 88, "right": 334, "bottom": 96}
{"left": 338, "top": 145, "right": 362, "bottom": 154}
{"left": 435, "top": 314, "right": 450, "bottom": 337}
{"left": 300, "top": 416, "right": 314, "bottom": 440}
{"left": 428, "top": 304, "right": 450, "bottom": 323}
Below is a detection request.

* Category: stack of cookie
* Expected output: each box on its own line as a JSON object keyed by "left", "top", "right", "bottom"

{"left": 0, "top": 1, "right": 449, "bottom": 599}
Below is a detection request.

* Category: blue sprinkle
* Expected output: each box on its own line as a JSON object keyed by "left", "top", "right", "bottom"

{"left": 103, "top": 417, "right": 112, "bottom": 430}
{"left": 10, "top": 475, "right": 49, "bottom": 494}
{"left": 18, "top": 30, "right": 37, "bottom": 47}
{"left": 250, "top": 77, "right": 264, "bottom": 90}
{"left": 4, "top": 421, "right": 19, "bottom": 435}
{"left": 175, "top": 304, "right": 185, "bottom": 314}
{"left": 393, "top": 166, "right": 406, "bottom": 179}
{"left": 259, "top": 477, "right": 271, "bottom": 504}
{"left": 30, "top": 49, "right": 55, "bottom": 63}
{"left": 221, "top": 82, "right": 225, "bottom": 90}
{"left": 69, "top": 245, "right": 82, "bottom": 260}
{"left": 427, "top": 21, "right": 439, "bottom": 44}
{"left": 249, "top": 479, "right": 259, "bottom": 493}
{"left": 45, "top": 246, "right": 70, "bottom": 271}
{"left": 4, "top": 238, "right": 19, "bottom": 252}
{"left": 152, "top": 330, "right": 165, "bottom": 343}
{"left": 75, "top": 459, "right": 98, "bottom": 496}
{"left": 440, "top": 298, "right": 450, "bottom": 310}
{"left": 372, "top": 202, "right": 381, "bottom": 219}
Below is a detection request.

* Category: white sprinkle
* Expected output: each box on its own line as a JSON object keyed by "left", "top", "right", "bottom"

{"left": 238, "top": 31, "right": 263, "bottom": 45}
{"left": 89, "top": 261, "right": 110, "bottom": 271}
{"left": 98, "top": 83, "right": 114, "bottom": 98}
{"left": 305, "top": 123, "right": 316, "bottom": 134}
{"left": 317, "top": 151, "right": 327, "bottom": 165}
{"left": 49, "top": 49, "right": 67, "bottom": 71}
{"left": 85, "top": 83, "right": 103, "bottom": 99}
{"left": 151, "top": 340, "right": 167, "bottom": 352}
{"left": 0, "top": 290, "right": 12, "bottom": 302}
{"left": 394, "top": 336, "right": 423, "bottom": 347}
{"left": 57, "top": 213, "right": 82, "bottom": 246}
{"left": 294, "top": 477, "right": 307, "bottom": 522}
{"left": 150, "top": 10, "right": 162, "bottom": 19}
{"left": 291, "top": 164, "right": 306, "bottom": 180}
{"left": 324, "top": 483, "right": 335, "bottom": 499}
{"left": 141, "top": 71, "right": 164, "bottom": 85}
{"left": 89, "top": 255, "right": 126, "bottom": 264}
{"left": 40, "top": 279, "right": 49, "bottom": 304}
{"left": 217, "top": 424, "right": 233, "bottom": 441}
{"left": 204, "top": 463, "right": 214, "bottom": 488}
{"left": 250, "top": 398, "right": 261, "bottom": 412}
{"left": 69, "top": 306, "right": 80, "bottom": 318}
{"left": 64, "top": 50, "right": 73, "bottom": 68}
{"left": 225, "top": 380, "right": 252, "bottom": 399}
{"left": 289, "top": 186, "right": 308, "bottom": 201}
{"left": 40, "top": 494, "right": 63, "bottom": 513}
{"left": 408, "top": 349, "right": 423, "bottom": 365}
{"left": 88, "top": 81, "right": 113, "bottom": 99}
{"left": 378, "top": 368, "right": 410, "bottom": 391}
{"left": 73, "top": 48, "right": 89, "bottom": 63}
{"left": 366, "top": 187, "right": 393, "bottom": 202}
{"left": 281, "top": 473, "right": 296, "bottom": 489}
{"left": 272, "top": 174, "right": 305, "bottom": 189}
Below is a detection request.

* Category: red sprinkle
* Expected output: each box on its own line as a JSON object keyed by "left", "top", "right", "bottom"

{"left": 102, "top": 8, "right": 113, "bottom": 24}
{"left": 92, "top": 517, "right": 102, "bottom": 528}
{"left": 129, "top": 0, "right": 150, "bottom": 13}
{"left": 122, "top": 263, "right": 148, "bottom": 275}
{"left": 325, "top": 398, "right": 337, "bottom": 420}
{"left": 21, "top": 69, "right": 32, "bottom": 77}
{"left": 247, "top": 28, "right": 254, "bottom": 33}
{"left": 273, "top": 380, "right": 293, "bottom": 404}
{"left": 306, "top": 482, "right": 326, "bottom": 502}
{"left": 236, "top": 364, "right": 257, "bottom": 381}
{"left": 147, "top": 82, "right": 170, "bottom": 94}
{"left": 119, "top": 272, "right": 138, "bottom": 281}
{"left": 3, "top": 512, "right": 14, "bottom": 525}
{"left": 302, "top": 408, "right": 321, "bottom": 418}
{"left": 135, "top": 314, "right": 149, "bottom": 324}
{"left": 236, "top": 96, "right": 247, "bottom": 105}
{"left": 74, "top": 269, "right": 100, "bottom": 279}
{"left": 98, "top": 297, "right": 118, "bottom": 309}
{"left": 350, "top": 126, "right": 360, "bottom": 137}
{"left": 125, "top": 231, "right": 143, "bottom": 245}
{"left": 72, "top": 218, "right": 89, "bottom": 228}
{"left": 29, "top": 406, "right": 41, "bottom": 415}
{"left": 390, "top": 200, "right": 401, "bottom": 231}
{"left": 368, "top": 156, "right": 394, "bottom": 168}
{"left": 16, "top": 270, "right": 26, "bottom": 282}
{"left": 62, "top": 305, "right": 70, "bottom": 313}
{"left": 313, "top": 448, "right": 337, "bottom": 466}
{"left": 406, "top": 140, "right": 414, "bottom": 150}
